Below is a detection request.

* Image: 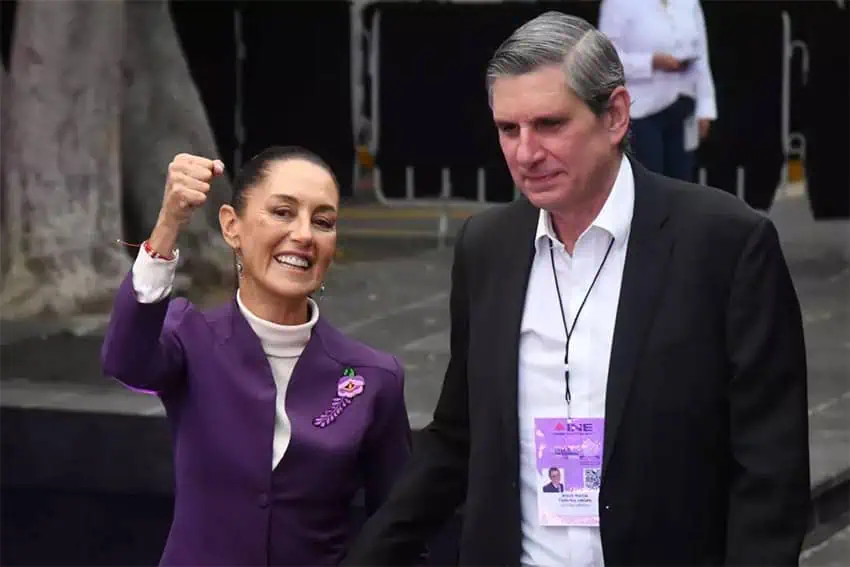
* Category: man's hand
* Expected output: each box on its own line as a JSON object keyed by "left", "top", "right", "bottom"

{"left": 698, "top": 118, "right": 712, "bottom": 141}
{"left": 652, "top": 53, "right": 684, "bottom": 72}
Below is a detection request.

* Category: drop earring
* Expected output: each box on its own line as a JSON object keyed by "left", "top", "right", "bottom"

{"left": 235, "top": 250, "right": 244, "bottom": 278}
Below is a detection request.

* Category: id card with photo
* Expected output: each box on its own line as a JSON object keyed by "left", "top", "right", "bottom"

{"left": 533, "top": 417, "right": 604, "bottom": 527}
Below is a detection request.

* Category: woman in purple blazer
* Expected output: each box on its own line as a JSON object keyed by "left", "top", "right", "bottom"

{"left": 101, "top": 146, "right": 413, "bottom": 566}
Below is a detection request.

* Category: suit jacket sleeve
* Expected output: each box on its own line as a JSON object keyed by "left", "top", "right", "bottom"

{"left": 362, "top": 358, "right": 414, "bottom": 516}
{"left": 724, "top": 217, "right": 810, "bottom": 565}
{"left": 343, "top": 219, "right": 473, "bottom": 566}
{"left": 100, "top": 271, "right": 191, "bottom": 394}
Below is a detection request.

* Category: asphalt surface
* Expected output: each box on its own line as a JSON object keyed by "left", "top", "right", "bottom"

{"left": 802, "top": 522, "right": 850, "bottom": 566}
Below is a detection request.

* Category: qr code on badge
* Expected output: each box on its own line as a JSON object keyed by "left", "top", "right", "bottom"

{"left": 583, "top": 468, "right": 601, "bottom": 490}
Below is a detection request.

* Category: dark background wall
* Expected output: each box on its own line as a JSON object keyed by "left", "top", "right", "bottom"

{"left": 365, "top": 0, "right": 846, "bottom": 214}
{"left": 1, "top": 1, "right": 845, "bottom": 213}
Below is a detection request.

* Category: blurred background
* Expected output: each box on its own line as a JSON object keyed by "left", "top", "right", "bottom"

{"left": 0, "top": 0, "right": 848, "bottom": 565}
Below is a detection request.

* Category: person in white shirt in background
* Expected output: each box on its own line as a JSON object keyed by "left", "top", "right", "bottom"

{"left": 599, "top": 0, "right": 716, "bottom": 182}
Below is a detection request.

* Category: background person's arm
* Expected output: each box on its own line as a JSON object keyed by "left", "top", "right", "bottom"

{"left": 693, "top": 0, "right": 717, "bottom": 136}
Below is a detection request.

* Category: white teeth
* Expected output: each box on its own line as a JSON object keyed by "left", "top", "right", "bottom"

{"left": 276, "top": 254, "right": 310, "bottom": 269}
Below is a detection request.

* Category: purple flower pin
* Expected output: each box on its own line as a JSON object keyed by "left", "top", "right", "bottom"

{"left": 312, "top": 367, "right": 365, "bottom": 428}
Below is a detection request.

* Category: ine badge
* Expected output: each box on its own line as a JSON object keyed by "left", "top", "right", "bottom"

{"left": 533, "top": 417, "right": 605, "bottom": 527}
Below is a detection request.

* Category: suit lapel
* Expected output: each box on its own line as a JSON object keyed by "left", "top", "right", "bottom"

{"left": 215, "top": 299, "right": 279, "bottom": 475}
{"left": 493, "top": 199, "right": 539, "bottom": 470}
{"left": 602, "top": 163, "right": 674, "bottom": 473}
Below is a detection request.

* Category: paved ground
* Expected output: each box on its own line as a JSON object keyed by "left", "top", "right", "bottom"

{"left": 1, "top": 186, "right": 848, "bottom": 490}
{"left": 802, "top": 522, "right": 850, "bottom": 566}
{"left": 768, "top": 192, "right": 850, "bottom": 496}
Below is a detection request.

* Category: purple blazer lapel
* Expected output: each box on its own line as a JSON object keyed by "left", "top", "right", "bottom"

{"left": 287, "top": 319, "right": 351, "bottom": 429}
{"left": 220, "top": 300, "right": 342, "bottom": 383}
{"left": 219, "top": 298, "right": 276, "bottom": 387}
{"left": 217, "top": 301, "right": 351, "bottom": 433}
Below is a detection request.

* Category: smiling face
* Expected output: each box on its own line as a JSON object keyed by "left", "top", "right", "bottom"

{"left": 219, "top": 156, "right": 338, "bottom": 323}
{"left": 491, "top": 65, "right": 629, "bottom": 215}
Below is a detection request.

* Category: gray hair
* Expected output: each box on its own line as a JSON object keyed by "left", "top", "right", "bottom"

{"left": 486, "top": 11, "right": 631, "bottom": 152}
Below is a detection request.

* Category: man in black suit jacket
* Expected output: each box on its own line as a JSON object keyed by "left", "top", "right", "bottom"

{"left": 344, "top": 11, "right": 810, "bottom": 567}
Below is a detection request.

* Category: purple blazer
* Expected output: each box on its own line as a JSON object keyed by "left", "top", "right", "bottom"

{"left": 101, "top": 274, "right": 413, "bottom": 566}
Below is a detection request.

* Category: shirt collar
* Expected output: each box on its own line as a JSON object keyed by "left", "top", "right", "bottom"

{"left": 236, "top": 291, "right": 319, "bottom": 358}
{"left": 534, "top": 155, "right": 635, "bottom": 250}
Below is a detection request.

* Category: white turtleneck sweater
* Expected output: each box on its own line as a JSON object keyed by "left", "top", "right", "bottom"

{"left": 131, "top": 246, "right": 318, "bottom": 469}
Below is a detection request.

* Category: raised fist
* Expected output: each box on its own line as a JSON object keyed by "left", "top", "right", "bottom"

{"left": 159, "top": 153, "right": 225, "bottom": 229}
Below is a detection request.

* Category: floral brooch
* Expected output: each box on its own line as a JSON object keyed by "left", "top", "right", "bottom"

{"left": 312, "top": 367, "right": 365, "bottom": 428}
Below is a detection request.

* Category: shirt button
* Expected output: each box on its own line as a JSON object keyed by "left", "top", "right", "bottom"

{"left": 511, "top": 481, "right": 517, "bottom": 488}
{"left": 258, "top": 492, "right": 270, "bottom": 508}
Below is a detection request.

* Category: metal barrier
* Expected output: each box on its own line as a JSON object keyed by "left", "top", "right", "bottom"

{"left": 802, "top": 0, "right": 848, "bottom": 218}
{"left": 697, "top": 166, "right": 746, "bottom": 202}
{"left": 352, "top": 0, "right": 813, "bottom": 225}
{"left": 233, "top": 6, "right": 245, "bottom": 172}
{"left": 351, "top": 0, "right": 518, "bottom": 242}
{"left": 363, "top": 3, "right": 515, "bottom": 206}
{"left": 779, "top": 10, "right": 809, "bottom": 188}
{"left": 350, "top": 0, "right": 368, "bottom": 195}
{"left": 694, "top": 8, "right": 808, "bottom": 204}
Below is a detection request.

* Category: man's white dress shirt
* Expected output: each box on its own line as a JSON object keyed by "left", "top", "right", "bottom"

{"left": 518, "top": 156, "right": 635, "bottom": 566}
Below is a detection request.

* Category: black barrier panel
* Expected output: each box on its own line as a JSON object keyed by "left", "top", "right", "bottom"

{"left": 241, "top": 1, "right": 354, "bottom": 195}
{"left": 371, "top": 1, "right": 597, "bottom": 202}
{"left": 378, "top": 166, "right": 442, "bottom": 201}
{"left": 694, "top": 2, "right": 788, "bottom": 210}
{"left": 170, "top": 0, "right": 238, "bottom": 174}
{"left": 781, "top": 2, "right": 810, "bottom": 153}
{"left": 803, "top": 4, "right": 849, "bottom": 219}
{"left": 1, "top": 0, "right": 16, "bottom": 68}
{"left": 377, "top": 163, "right": 514, "bottom": 204}
{"left": 371, "top": 1, "right": 810, "bottom": 208}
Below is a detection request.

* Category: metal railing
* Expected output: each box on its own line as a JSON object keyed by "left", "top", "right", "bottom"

{"left": 779, "top": 10, "right": 809, "bottom": 188}
{"left": 351, "top": 1, "right": 516, "bottom": 242}
{"left": 349, "top": 1, "right": 811, "bottom": 223}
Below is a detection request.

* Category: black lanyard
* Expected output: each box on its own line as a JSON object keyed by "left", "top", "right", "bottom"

{"left": 549, "top": 236, "right": 615, "bottom": 412}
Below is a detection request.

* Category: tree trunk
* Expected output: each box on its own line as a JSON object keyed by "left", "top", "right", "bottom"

{"left": 1, "top": 61, "right": 9, "bottom": 281}
{"left": 121, "top": 0, "right": 234, "bottom": 288}
{"left": 0, "top": 0, "right": 129, "bottom": 319}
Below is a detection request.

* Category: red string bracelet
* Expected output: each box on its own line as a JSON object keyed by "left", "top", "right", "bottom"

{"left": 115, "top": 239, "right": 176, "bottom": 261}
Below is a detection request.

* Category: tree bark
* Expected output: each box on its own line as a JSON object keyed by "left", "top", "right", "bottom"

{"left": 121, "top": 0, "right": 234, "bottom": 288}
{"left": 1, "top": 60, "right": 9, "bottom": 281}
{"left": 0, "top": 0, "right": 129, "bottom": 319}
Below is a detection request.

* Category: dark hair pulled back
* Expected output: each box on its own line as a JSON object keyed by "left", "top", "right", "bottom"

{"left": 230, "top": 145, "right": 338, "bottom": 214}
